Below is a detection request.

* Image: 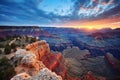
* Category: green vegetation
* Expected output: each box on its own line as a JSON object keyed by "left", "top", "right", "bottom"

{"left": 0, "top": 50, "right": 2, "bottom": 54}
{"left": 2, "top": 35, "right": 38, "bottom": 54}
{"left": 11, "top": 43, "right": 20, "bottom": 52}
{"left": 0, "top": 37, "right": 5, "bottom": 42}
{"left": 25, "top": 36, "right": 29, "bottom": 42}
{"left": 11, "top": 43, "right": 17, "bottom": 49}
{"left": 0, "top": 57, "right": 16, "bottom": 80}
{"left": 4, "top": 43, "right": 20, "bottom": 54}
{"left": 30, "top": 37, "right": 36, "bottom": 43}
{"left": 4, "top": 45, "right": 11, "bottom": 54}
{"left": 0, "top": 44, "right": 4, "bottom": 48}
{"left": 6, "top": 35, "right": 13, "bottom": 40}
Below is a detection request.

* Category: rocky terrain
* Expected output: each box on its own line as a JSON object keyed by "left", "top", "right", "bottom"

{"left": 8, "top": 40, "right": 113, "bottom": 80}
{"left": 0, "top": 26, "right": 55, "bottom": 38}
{"left": 9, "top": 40, "right": 120, "bottom": 80}
{"left": 11, "top": 40, "right": 63, "bottom": 80}
{"left": 1, "top": 26, "right": 120, "bottom": 59}
{"left": 41, "top": 27, "right": 120, "bottom": 60}
{"left": 63, "top": 47, "right": 120, "bottom": 79}
{"left": 0, "top": 26, "right": 120, "bottom": 80}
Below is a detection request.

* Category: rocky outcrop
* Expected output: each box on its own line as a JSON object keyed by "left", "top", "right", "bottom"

{"left": 15, "top": 50, "right": 46, "bottom": 76}
{"left": 105, "top": 53, "right": 120, "bottom": 72}
{"left": 11, "top": 68, "right": 62, "bottom": 80}
{"left": 26, "top": 40, "right": 50, "bottom": 60}
{"left": 63, "top": 47, "right": 91, "bottom": 60}
{"left": 15, "top": 49, "right": 28, "bottom": 58}
{"left": 13, "top": 49, "right": 30, "bottom": 66}
{"left": 11, "top": 72, "right": 31, "bottom": 80}
{"left": 12, "top": 41, "right": 117, "bottom": 80}
{"left": 26, "top": 41, "right": 67, "bottom": 79}
{"left": 31, "top": 68, "right": 62, "bottom": 80}
{"left": 81, "top": 71, "right": 97, "bottom": 80}
{"left": 41, "top": 52, "right": 67, "bottom": 79}
{"left": 21, "top": 53, "right": 37, "bottom": 67}
{"left": 12, "top": 40, "right": 63, "bottom": 80}
{"left": 63, "top": 47, "right": 117, "bottom": 79}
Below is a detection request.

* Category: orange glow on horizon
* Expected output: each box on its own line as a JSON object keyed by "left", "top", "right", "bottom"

{"left": 79, "top": 26, "right": 95, "bottom": 31}
{"left": 60, "top": 16, "right": 120, "bottom": 29}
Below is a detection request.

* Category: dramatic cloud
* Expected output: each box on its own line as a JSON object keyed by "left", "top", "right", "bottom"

{"left": 0, "top": 0, "right": 120, "bottom": 28}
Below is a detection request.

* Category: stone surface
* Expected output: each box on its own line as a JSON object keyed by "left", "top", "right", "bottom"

{"left": 31, "top": 68, "right": 62, "bottom": 80}
{"left": 12, "top": 41, "right": 63, "bottom": 80}
{"left": 63, "top": 47, "right": 117, "bottom": 79}
{"left": 26, "top": 40, "right": 50, "bottom": 60}
{"left": 12, "top": 68, "right": 62, "bottom": 80}
{"left": 63, "top": 46, "right": 91, "bottom": 59}
{"left": 41, "top": 52, "right": 67, "bottom": 79}
{"left": 105, "top": 53, "right": 120, "bottom": 72}
{"left": 11, "top": 72, "right": 31, "bottom": 80}
{"left": 15, "top": 61, "right": 46, "bottom": 76}
{"left": 15, "top": 49, "right": 28, "bottom": 58}
{"left": 25, "top": 41, "right": 67, "bottom": 79}
{"left": 81, "top": 71, "right": 97, "bottom": 80}
{"left": 15, "top": 52, "right": 46, "bottom": 76}
{"left": 21, "top": 53, "right": 37, "bottom": 68}
{"left": 12, "top": 41, "right": 110, "bottom": 80}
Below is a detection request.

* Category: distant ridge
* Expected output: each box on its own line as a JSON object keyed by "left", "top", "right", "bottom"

{"left": 0, "top": 26, "right": 40, "bottom": 29}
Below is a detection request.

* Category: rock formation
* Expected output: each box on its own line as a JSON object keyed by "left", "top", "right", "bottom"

{"left": 105, "top": 53, "right": 120, "bottom": 72}
{"left": 41, "top": 52, "right": 67, "bottom": 79}
{"left": 81, "top": 71, "right": 97, "bottom": 80}
{"left": 12, "top": 41, "right": 63, "bottom": 80}
{"left": 25, "top": 40, "right": 50, "bottom": 60}
{"left": 12, "top": 41, "right": 114, "bottom": 80}
{"left": 15, "top": 49, "right": 29, "bottom": 58}
{"left": 26, "top": 41, "right": 67, "bottom": 79}
{"left": 63, "top": 47, "right": 117, "bottom": 79}
{"left": 31, "top": 68, "right": 62, "bottom": 80}
{"left": 15, "top": 50, "right": 46, "bottom": 76}
{"left": 11, "top": 72, "right": 31, "bottom": 80}
{"left": 0, "top": 26, "right": 55, "bottom": 38}
{"left": 11, "top": 68, "right": 62, "bottom": 80}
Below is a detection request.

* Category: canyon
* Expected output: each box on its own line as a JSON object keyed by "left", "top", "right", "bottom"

{"left": 0, "top": 26, "right": 120, "bottom": 80}
{"left": 11, "top": 40, "right": 120, "bottom": 80}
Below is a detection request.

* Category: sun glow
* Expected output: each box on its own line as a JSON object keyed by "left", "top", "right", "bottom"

{"left": 85, "top": 26, "right": 94, "bottom": 30}
{"left": 60, "top": 16, "right": 120, "bottom": 29}
{"left": 76, "top": 25, "right": 96, "bottom": 31}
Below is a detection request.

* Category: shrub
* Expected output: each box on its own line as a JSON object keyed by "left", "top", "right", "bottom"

{"left": 6, "top": 35, "right": 12, "bottom": 40}
{"left": 30, "top": 37, "right": 36, "bottom": 43}
{"left": 0, "top": 57, "right": 16, "bottom": 80}
{"left": 0, "top": 50, "right": 2, "bottom": 54}
{"left": 0, "top": 44, "right": 4, "bottom": 48}
{"left": 11, "top": 43, "right": 17, "bottom": 49}
{"left": 0, "top": 37, "right": 5, "bottom": 42}
{"left": 4, "top": 45, "right": 11, "bottom": 54}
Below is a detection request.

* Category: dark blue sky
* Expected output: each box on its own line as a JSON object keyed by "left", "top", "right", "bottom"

{"left": 0, "top": 0, "right": 120, "bottom": 28}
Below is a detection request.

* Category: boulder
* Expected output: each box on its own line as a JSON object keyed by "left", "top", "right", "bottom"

{"left": 21, "top": 53, "right": 37, "bottom": 68}
{"left": 15, "top": 53, "right": 46, "bottom": 76}
{"left": 15, "top": 49, "right": 28, "bottom": 58}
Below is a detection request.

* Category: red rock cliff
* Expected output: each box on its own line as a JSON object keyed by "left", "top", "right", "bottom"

{"left": 13, "top": 40, "right": 105, "bottom": 80}
{"left": 26, "top": 41, "right": 67, "bottom": 79}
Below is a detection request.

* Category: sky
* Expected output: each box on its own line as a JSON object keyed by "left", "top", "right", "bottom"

{"left": 0, "top": 0, "right": 120, "bottom": 29}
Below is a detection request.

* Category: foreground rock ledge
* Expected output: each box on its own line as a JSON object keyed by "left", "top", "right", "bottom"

{"left": 11, "top": 68, "right": 62, "bottom": 80}
{"left": 11, "top": 40, "right": 63, "bottom": 80}
{"left": 11, "top": 40, "right": 108, "bottom": 80}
